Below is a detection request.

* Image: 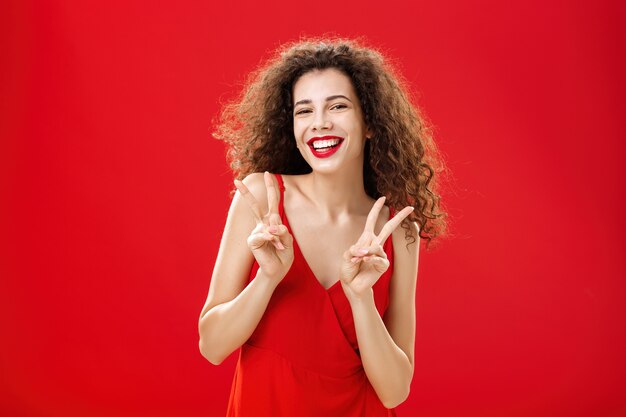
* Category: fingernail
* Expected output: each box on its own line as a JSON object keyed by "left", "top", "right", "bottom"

{"left": 358, "top": 248, "right": 369, "bottom": 255}
{"left": 269, "top": 225, "right": 278, "bottom": 233}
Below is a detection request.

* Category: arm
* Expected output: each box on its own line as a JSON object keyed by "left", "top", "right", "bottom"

{"left": 339, "top": 198, "right": 419, "bottom": 408}
{"left": 198, "top": 172, "right": 294, "bottom": 365}
{"left": 349, "top": 222, "right": 419, "bottom": 408}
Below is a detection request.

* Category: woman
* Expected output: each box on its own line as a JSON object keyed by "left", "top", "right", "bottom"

{"left": 198, "top": 38, "right": 446, "bottom": 417}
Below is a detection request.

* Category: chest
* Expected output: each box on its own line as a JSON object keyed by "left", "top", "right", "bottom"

{"left": 287, "top": 218, "right": 364, "bottom": 289}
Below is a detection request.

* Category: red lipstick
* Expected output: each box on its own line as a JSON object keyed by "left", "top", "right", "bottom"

{"left": 306, "top": 135, "right": 344, "bottom": 159}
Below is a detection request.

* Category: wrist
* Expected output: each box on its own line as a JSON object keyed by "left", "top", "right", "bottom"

{"left": 255, "top": 268, "right": 283, "bottom": 289}
{"left": 343, "top": 285, "right": 375, "bottom": 306}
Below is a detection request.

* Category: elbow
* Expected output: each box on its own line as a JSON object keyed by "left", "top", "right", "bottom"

{"left": 199, "top": 339, "right": 226, "bottom": 365}
{"left": 381, "top": 386, "right": 410, "bottom": 409}
{"left": 198, "top": 313, "right": 227, "bottom": 365}
{"left": 379, "top": 366, "right": 413, "bottom": 408}
{"left": 198, "top": 321, "right": 226, "bottom": 365}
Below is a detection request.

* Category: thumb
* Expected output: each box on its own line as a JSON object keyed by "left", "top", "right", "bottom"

{"left": 248, "top": 231, "right": 273, "bottom": 250}
{"left": 270, "top": 224, "right": 293, "bottom": 249}
{"left": 340, "top": 248, "right": 361, "bottom": 284}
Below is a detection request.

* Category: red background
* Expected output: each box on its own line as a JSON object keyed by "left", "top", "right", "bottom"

{"left": 2, "top": 1, "right": 625, "bottom": 416}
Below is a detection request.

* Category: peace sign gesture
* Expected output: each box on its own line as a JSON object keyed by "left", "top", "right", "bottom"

{"left": 339, "top": 197, "right": 414, "bottom": 299}
{"left": 234, "top": 172, "right": 294, "bottom": 283}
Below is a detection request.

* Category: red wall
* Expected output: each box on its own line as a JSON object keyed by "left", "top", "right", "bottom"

{"left": 2, "top": 1, "right": 625, "bottom": 416}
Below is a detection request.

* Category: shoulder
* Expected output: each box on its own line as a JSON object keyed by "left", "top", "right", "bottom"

{"left": 241, "top": 172, "right": 266, "bottom": 188}
{"left": 239, "top": 172, "right": 280, "bottom": 212}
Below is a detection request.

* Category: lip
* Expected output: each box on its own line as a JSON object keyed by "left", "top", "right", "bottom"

{"left": 306, "top": 135, "right": 345, "bottom": 159}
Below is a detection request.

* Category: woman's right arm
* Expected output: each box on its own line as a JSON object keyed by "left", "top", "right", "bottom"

{"left": 198, "top": 172, "right": 293, "bottom": 365}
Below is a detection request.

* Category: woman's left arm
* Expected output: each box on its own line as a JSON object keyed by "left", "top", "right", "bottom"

{"left": 340, "top": 198, "right": 419, "bottom": 409}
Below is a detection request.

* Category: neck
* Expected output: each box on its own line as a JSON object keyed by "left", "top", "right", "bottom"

{"left": 303, "top": 164, "right": 371, "bottom": 220}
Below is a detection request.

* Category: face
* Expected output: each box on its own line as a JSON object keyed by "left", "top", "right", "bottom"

{"left": 292, "top": 68, "right": 371, "bottom": 174}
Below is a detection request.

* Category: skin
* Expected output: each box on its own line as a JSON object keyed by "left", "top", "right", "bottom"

{"left": 198, "top": 68, "right": 420, "bottom": 409}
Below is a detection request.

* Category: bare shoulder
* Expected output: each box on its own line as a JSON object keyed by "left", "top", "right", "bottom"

{"left": 240, "top": 172, "right": 279, "bottom": 214}
{"left": 241, "top": 172, "right": 266, "bottom": 193}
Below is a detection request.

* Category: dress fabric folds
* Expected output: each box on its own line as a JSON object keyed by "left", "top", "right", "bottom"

{"left": 226, "top": 174, "right": 397, "bottom": 417}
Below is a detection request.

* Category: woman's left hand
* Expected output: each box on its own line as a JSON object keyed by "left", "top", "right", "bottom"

{"left": 339, "top": 197, "right": 415, "bottom": 300}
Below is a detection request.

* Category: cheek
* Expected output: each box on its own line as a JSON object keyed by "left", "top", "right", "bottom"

{"left": 339, "top": 114, "right": 363, "bottom": 133}
{"left": 292, "top": 122, "right": 304, "bottom": 150}
{"left": 293, "top": 120, "right": 306, "bottom": 138}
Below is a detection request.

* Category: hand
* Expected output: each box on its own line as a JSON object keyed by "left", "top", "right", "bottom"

{"left": 339, "top": 197, "right": 414, "bottom": 300}
{"left": 234, "top": 172, "right": 294, "bottom": 283}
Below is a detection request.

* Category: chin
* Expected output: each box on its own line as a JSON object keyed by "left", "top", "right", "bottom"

{"left": 309, "top": 160, "right": 354, "bottom": 176}
{"left": 309, "top": 165, "right": 340, "bottom": 175}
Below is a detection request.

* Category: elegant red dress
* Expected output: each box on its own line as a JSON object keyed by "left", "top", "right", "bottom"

{"left": 226, "top": 174, "right": 397, "bottom": 417}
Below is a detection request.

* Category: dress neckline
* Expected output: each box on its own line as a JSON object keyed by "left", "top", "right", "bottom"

{"left": 274, "top": 173, "right": 393, "bottom": 292}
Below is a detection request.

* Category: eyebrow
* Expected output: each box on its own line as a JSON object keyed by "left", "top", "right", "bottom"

{"left": 294, "top": 95, "right": 353, "bottom": 107}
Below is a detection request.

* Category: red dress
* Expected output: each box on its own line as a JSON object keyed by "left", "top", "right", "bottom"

{"left": 226, "top": 174, "right": 397, "bottom": 417}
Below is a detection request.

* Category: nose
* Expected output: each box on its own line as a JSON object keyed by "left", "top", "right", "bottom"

{"left": 311, "top": 112, "right": 332, "bottom": 131}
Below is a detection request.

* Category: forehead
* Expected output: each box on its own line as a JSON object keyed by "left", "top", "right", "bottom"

{"left": 292, "top": 68, "right": 357, "bottom": 102}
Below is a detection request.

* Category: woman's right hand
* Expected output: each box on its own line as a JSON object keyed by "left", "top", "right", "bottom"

{"left": 234, "top": 172, "right": 294, "bottom": 283}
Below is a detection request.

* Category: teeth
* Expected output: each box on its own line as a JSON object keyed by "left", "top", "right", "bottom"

{"left": 312, "top": 139, "right": 340, "bottom": 149}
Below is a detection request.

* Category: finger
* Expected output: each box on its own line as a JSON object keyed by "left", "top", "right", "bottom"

{"left": 268, "top": 224, "right": 293, "bottom": 249}
{"left": 267, "top": 224, "right": 279, "bottom": 234}
{"left": 247, "top": 231, "right": 275, "bottom": 250}
{"left": 267, "top": 230, "right": 285, "bottom": 250}
{"left": 264, "top": 172, "right": 281, "bottom": 227}
{"left": 343, "top": 248, "right": 360, "bottom": 262}
{"left": 353, "top": 233, "right": 371, "bottom": 249}
{"left": 363, "top": 244, "right": 386, "bottom": 258}
{"left": 349, "top": 244, "right": 370, "bottom": 258}
{"left": 260, "top": 231, "right": 284, "bottom": 251}
{"left": 268, "top": 224, "right": 289, "bottom": 236}
{"left": 263, "top": 232, "right": 285, "bottom": 251}
{"left": 364, "top": 255, "right": 390, "bottom": 273}
{"left": 354, "top": 228, "right": 377, "bottom": 249}
{"left": 376, "top": 206, "right": 415, "bottom": 245}
{"left": 234, "top": 179, "right": 264, "bottom": 223}
{"left": 349, "top": 242, "right": 385, "bottom": 256}
{"left": 364, "top": 196, "right": 386, "bottom": 234}
{"left": 341, "top": 249, "right": 362, "bottom": 283}
{"left": 271, "top": 236, "right": 285, "bottom": 250}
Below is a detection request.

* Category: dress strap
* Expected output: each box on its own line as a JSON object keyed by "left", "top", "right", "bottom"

{"left": 274, "top": 173, "right": 285, "bottom": 191}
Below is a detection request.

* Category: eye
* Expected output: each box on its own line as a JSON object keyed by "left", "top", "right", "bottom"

{"left": 330, "top": 103, "right": 348, "bottom": 110}
{"left": 294, "top": 108, "right": 312, "bottom": 115}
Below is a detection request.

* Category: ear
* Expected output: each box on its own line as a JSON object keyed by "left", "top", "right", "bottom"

{"left": 365, "top": 126, "right": 373, "bottom": 140}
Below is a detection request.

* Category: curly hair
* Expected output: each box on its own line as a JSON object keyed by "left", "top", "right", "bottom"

{"left": 213, "top": 37, "right": 448, "bottom": 246}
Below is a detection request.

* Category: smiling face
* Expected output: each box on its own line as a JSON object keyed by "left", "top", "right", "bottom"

{"left": 292, "top": 68, "right": 371, "bottom": 174}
